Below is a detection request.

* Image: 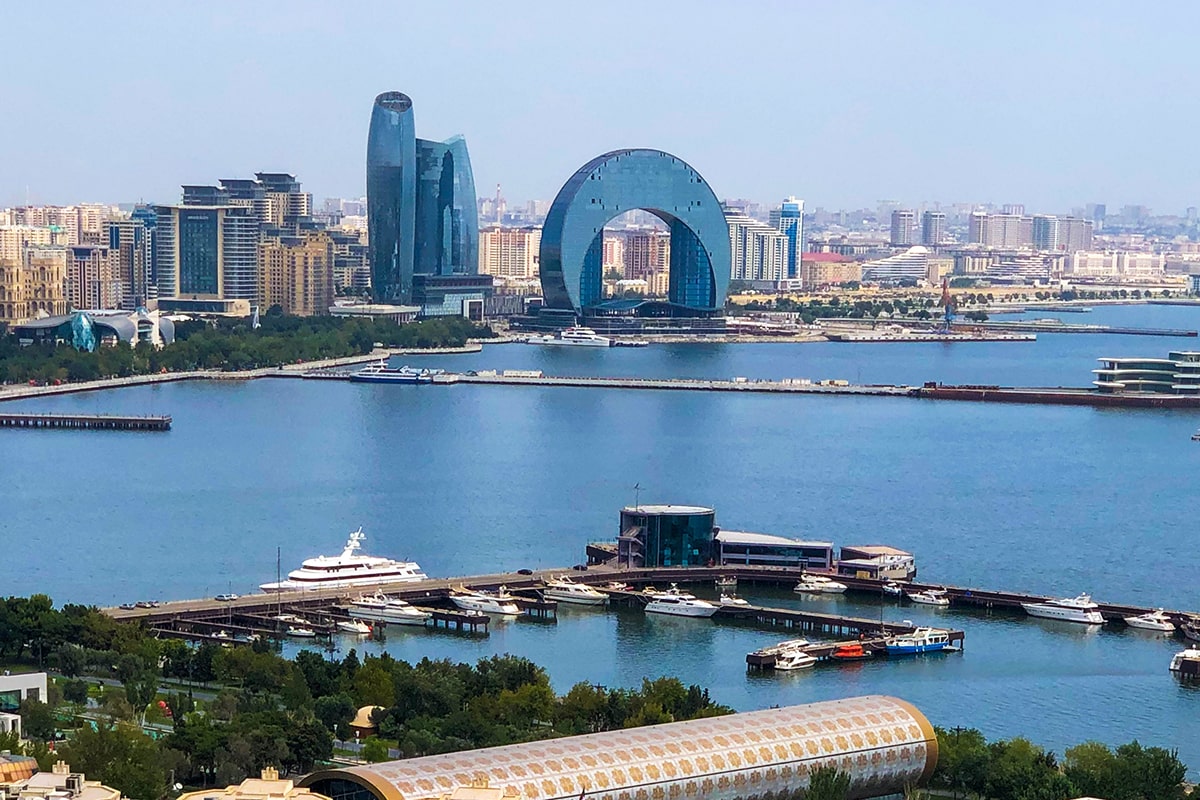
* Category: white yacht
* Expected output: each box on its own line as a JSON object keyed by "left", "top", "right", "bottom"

{"left": 1169, "top": 647, "right": 1200, "bottom": 678}
{"left": 450, "top": 586, "right": 522, "bottom": 617}
{"left": 1124, "top": 609, "right": 1176, "bottom": 632}
{"left": 793, "top": 575, "right": 848, "bottom": 594}
{"left": 907, "top": 589, "right": 951, "bottom": 607}
{"left": 542, "top": 576, "right": 607, "bottom": 606}
{"left": 286, "top": 626, "right": 316, "bottom": 638}
{"left": 260, "top": 528, "right": 428, "bottom": 592}
{"left": 336, "top": 619, "right": 371, "bottom": 635}
{"left": 881, "top": 581, "right": 904, "bottom": 597}
{"left": 719, "top": 593, "right": 750, "bottom": 607}
{"left": 644, "top": 586, "right": 718, "bottom": 618}
{"left": 349, "top": 592, "right": 432, "bottom": 626}
{"left": 774, "top": 650, "right": 818, "bottom": 671}
{"left": 1021, "top": 594, "right": 1105, "bottom": 625}
{"left": 526, "top": 327, "right": 612, "bottom": 347}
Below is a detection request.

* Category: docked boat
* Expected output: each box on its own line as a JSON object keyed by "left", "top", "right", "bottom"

{"left": 336, "top": 620, "right": 371, "bottom": 635}
{"left": 906, "top": 589, "right": 950, "bottom": 607}
{"left": 286, "top": 626, "right": 316, "bottom": 638}
{"left": 450, "top": 586, "right": 522, "bottom": 617}
{"left": 882, "top": 581, "right": 904, "bottom": 597}
{"left": 350, "top": 360, "right": 444, "bottom": 384}
{"left": 611, "top": 338, "right": 649, "bottom": 348}
{"left": 1169, "top": 647, "right": 1200, "bottom": 678}
{"left": 1192, "top": 430, "right": 1200, "bottom": 442}
{"left": 543, "top": 576, "right": 607, "bottom": 606}
{"left": 831, "top": 643, "right": 872, "bottom": 661}
{"left": 719, "top": 593, "right": 750, "bottom": 607}
{"left": 349, "top": 592, "right": 432, "bottom": 626}
{"left": 715, "top": 575, "right": 738, "bottom": 589}
{"left": 793, "top": 575, "right": 848, "bottom": 594}
{"left": 260, "top": 528, "right": 427, "bottom": 592}
{"left": 644, "top": 586, "right": 718, "bottom": 618}
{"left": 603, "top": 581, "right": 632, "bottom": 592}
{"left": 526, "top": 327, "right": 611, "bottom": 347}
{"left": 1021, "top": 594, "right": 1105, "bottom": 625}
{"left": 1123, "top": 609, "right": 1176, "bottom": 632}
{"left": 1182, "top": 618, "right": 1200, "bottom": 642}
{"left": 774, "top": 650, "right": 818, "bottom": 671}
{"left": 886, "top": 627, "right": 950, "bottom": 655}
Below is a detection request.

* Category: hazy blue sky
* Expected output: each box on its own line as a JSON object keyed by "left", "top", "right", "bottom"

{"left": 4, "top": 2, "right": 1198, "bottom": 212}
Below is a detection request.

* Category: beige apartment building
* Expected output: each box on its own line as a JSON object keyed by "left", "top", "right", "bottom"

{"left": 65, "top": 245, "right": 121, "bottom": 310}
{"left": 478, "top": 226, "right": 541, "bottom": 279}
{"left": 258, "top": 232, "right": 335, "bottom": 315}
{"left": 799, "top": 253, "right": 862, "bottom": 288}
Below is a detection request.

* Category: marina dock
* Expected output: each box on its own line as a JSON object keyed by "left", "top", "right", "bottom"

{"left": 0, "top": 412, "right": 171, "bottom": 431}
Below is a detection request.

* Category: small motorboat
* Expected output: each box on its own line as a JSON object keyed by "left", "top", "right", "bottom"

{"left": 774, "top": 650, "right": 818, "bottom": 671}
{"left": 793, "top": 575, "right": 848, "bottom": 594}
{"left": 1123, "top": 609, "right": 1176, "bottom": 632}
{"left": 719, "top": 593, "right": 750, "bottom": 607}
{"left": 603, "top": 581, "right": 632, "bottom": 592}
{"left": 1191, "top": 430, "right": 1200, "bottom": 442}
{"left": 1169, "top": 646, "right": 1200, "bottom": 678}
{"left": 336, "top": 619, "right": 372, "bottom": 635}
{"left": 1181, "top": 618, "right": 1200, "bottom": 642}
{"left": 715, "top": 575, "right": 738, "bottom": 589}
{"left": 831, "top": 643, "right": 872, "bottom": 661}
{"left": 287, "top": 626, "right": 317, "bottom": 638}
{"left": 907, "top": 589, "right": 951, "bottom": 607}
{"left": 882, "top": 581, "right": 904, "bottom": 597}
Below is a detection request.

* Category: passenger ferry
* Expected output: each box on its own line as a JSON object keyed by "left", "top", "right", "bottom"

{"left": 644, "top": 586, "right": 718, "bottom": 618}
{"left": 350, "top": 360, "right": 444, "bottom": 384}
{"left": 525, "top": 327, "right": 612, "bottom": 347}
{"left": 260, "top": 528, "right": 428, "bottom": 592}
{"left": 449, "top": 586, "right": 522, "bottom": 617}
{"left": 1021, "top": 593, "right": 1105, "bottom": 625}
{"left": 886, "top": 628, "right": 950, "bottom": 655}
{"left": 349, "top": 592, "right": 432, "bottom": 626}
{"left": 542, "top": 576, "right": 608, "bottom": 606}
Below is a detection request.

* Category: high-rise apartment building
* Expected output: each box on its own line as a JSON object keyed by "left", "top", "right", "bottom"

{"left": 65, "top": 245, "right": 121, "bottom": 309}
{"left": 0, "top": 226, "right": 58, "bottom": 263}
{"left": 602, "top": 234, "right": 625, "bottom": 275}
{"left": 258, "top": 231, "right": 334, "bottom": 316}
{"left": 153, "top": 205, "right": 259, "bottom": 300}
{"left": 0, "top": 246, "right": 67, "bottom": 324}
{"left": 921, "top": 211, "right": 946, "bottom": 246}
{"left": 367, "top": 91, "right": 478, "bottom": 303}
{"left": 769, "top": 197, "right": 804, "bottom": 279}
{"left": 107, "top": 219, "right": 150, "bottom": 309}
{"left": 1058, "top": 217, "right": 1094, "bottom": 252}
{"left": 1031, "top": 215, "right": 1059, "bottom": 251}
{"left": 623, "top": 231, "right": 670, "bottom": 281}
{"left": 890, "top": 209, "right": 915, "bottom": 246}
{"left": 726, "top": 208, "right": 789, "bottom": 282}
{"left": 478, "top": 226, "right": 542, "bottom": 279}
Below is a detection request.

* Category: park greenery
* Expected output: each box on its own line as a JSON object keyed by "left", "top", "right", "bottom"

{"left": 0, "top": 312, "right": 493, "bottom": 386}
{"left": 0, "top": 595, "right": 731, "bottom": 800}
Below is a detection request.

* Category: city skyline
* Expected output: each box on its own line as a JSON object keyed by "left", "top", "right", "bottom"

{"left": 5, "top": 3, "right": 1200, "bottom": 212}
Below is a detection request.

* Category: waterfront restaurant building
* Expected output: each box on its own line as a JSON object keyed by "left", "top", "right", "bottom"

{"left": 713, "top": 530, "right": 834, "bottom": 570}
{"left": 617, "top": 505, "right": 716, "bottom": 568}
{"left": 301, "top": 696, "right": 937, "bottom": 800}
{"left": 1093, "top": 351, "right": 1200, "bottom": 394}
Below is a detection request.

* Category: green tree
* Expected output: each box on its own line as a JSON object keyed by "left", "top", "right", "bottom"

{"left": 360, "top": 736, "right": 390, "bottom": 763}
{"left": 62, "top": 679, "right": 90, "bottom": 706}
{"left": 313, "top": 694, "right": 356, "bottom": 739}
{"left": 57, "top": 722, "right": 168, "bottom": 800}
{"left": 806, "top": 766, "right": 851, "bottom": 800}
{"left": 18, "top": 699, "right": 56, "bottom": 741}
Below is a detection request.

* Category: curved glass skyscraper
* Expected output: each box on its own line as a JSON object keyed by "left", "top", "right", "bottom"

{"left": 367, "top": 92, "right": 478, "bottom": 304}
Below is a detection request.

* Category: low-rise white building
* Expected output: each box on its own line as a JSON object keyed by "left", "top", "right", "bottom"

{"left": 0, "top": 672, "right": 47, "bottom": 714}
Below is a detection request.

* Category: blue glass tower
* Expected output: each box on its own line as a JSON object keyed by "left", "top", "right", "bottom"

{"left": 539, "top": 149, "right": 730, "bottom": 314}
{"left": 367, "top": 92, "right": 478, "bottom": 304}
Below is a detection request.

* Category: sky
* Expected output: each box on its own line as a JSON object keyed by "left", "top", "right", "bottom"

{"left": 3, "top": 1, "right": 1200, "bottom": 213}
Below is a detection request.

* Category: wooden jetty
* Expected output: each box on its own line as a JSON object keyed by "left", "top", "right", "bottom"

{"left": 0, "top": 412, "right": 171, "bottom": 431}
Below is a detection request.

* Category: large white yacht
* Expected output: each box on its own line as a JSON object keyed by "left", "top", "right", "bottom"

{"left": 1021, "top": 594, "right": 1105, "bottom": 625}
{"left": 260, "top": 528, "right": 427, "bottom": 592}
{"left": 793, "top": 575, "right": 848, "bottom": 594}
{"left": 349, "top": 592, "right": 432, "bottom": 626}
{"left": 526, "top": 327, "right": 612, "bottom": 347}
{"left": 644, "top": 586, "right": 718, "bottom": 618}
{"left": 450, "top": 586, "right": 522, "bottom": 617}
{"left": 542, "top": 576, "right": 608, "bottom": 606}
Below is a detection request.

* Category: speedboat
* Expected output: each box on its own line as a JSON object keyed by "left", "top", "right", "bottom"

{"left": 831, "top": 643, "right": 872, "bottom": 661}
{"left": 907, "top": 589, "right": 950, "bottom": 607}
{"left": 526, "top": 326, "right": 611, "bottom": 347}
{"left": 715, "top": 575, "right": 738, "bottom": 589}
{"left": 336, "top": 620, "right": 371, "bottom": 635}
{"left": 774, "top": 650, "right": 818, "bottom": 671}
{"left": 542, "top": 576, "right": 608, "bottom": 606}
{"left": 286, "top": 626, "right": 316, "bottom": 638}
{"left": 349, "top": 592, "right": 432, "bottom": 626}
{"left": 1021, "top": 593, "right": 1105, "bottom": 625}
{"left": 450, "top": 586, "right": 522, "bottom": 617}
{"left": 719, "top": 593, "right": 750, "bottom": 607}
{"left": 881, "top": 581, "right": 904, "bottom": 597}
{"left": 886, "top": 627, "right": 951, "bottom": 655}
{"left": 1123, "top": 609, "right": 1176, "bottom": 632}
{"left": 1169, "top": 647, "right": 1200, "bottom": 678}
{"left": 603, "top": 581, "right": 631, "bottom": 592}
{"left": 644, "top": 586, "right": 718, "bottom": 618}
{"left": 793, "top": 575, "right": 848, "bottom": 594}
{"left": 260, "top": 528, "right": 427, "bottom": 592}
{"left": 1180, "top": 617, "right": 1200, "bottom": 642}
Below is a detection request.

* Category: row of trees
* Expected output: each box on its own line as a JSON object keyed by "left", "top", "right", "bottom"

{"left": 0, "top": 313, "right": 493, "bottom": 385}
{"left": 931, "top": 726, "right": 1187, "bottom": 800}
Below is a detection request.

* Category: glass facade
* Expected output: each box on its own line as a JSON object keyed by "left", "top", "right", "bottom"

{"left": 367, "top": 92, "right": 478, "bottom": 305}
{"left": 540, "top": 149, "right": 730, "bottom": 314}
{"left": 178, "top": 209, "right": 219, "bottom": 295}
{"left": 619, "top": 507, "right": 715, "bottom": 567}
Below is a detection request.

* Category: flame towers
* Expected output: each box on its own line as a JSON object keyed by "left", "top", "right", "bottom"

{"left": 366, "top": 92, "right": 478, "bottom": 304}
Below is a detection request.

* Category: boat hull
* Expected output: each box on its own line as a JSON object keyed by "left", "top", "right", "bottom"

{"left": 886, "top": 642, "right": 948, "bottom": 655}
{"left": 336, "top": 621, "right": 371, "bottom": 635}
{"left": 451, "top": 597, "right": 521, "bottom": 617}
{"left": 260, "top": 572, "right": 428, "bottom": 592}
{"left": 1124, "top": 617, "right": 1176, "bottom": 632}
{"left": 543, "top": 589, "right": 607, "bottom": 606}
{"left": 645, "top": 601, "right": 718, "bottom": 618}
{"left": 1021, "top": 603, "right": 1105, "bottom": 624}
{"left": 774, "top": 656, "right": 817, "bottom": 671}
{"left": 349, "top": 607, "right": 431, "bottom": 626}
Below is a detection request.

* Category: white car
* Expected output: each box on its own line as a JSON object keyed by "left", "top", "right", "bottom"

{"left": 214, "top": 593, "right": 239, "bottom": 602}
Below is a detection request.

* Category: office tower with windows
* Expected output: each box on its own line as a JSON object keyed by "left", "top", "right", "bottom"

{"left": 890, "top": 209, "right": 915, "bottom": 246}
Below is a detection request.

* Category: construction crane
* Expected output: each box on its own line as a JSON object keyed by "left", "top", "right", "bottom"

{"left": 939, "top": 278, "right": 957, "bottom": 333}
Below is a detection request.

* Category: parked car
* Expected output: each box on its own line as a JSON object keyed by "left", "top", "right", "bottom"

{"left": 571, "top": 564, "right": 588, "bottom": 571}
{"left": 135, "top": 600, "right": 158, "bottom": 608}
{"left": 118, "top": 603, "right": 136, "bottom": 610}
{"left": 214, "top": 593, "right": 239, "bottom": 602}
{"left": 516, "top": 568, "right": 534, "bottom": 575}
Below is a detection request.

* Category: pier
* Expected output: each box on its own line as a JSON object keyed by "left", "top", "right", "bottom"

{"left": 0, "top": 412, "right": 171, "bottom": 431}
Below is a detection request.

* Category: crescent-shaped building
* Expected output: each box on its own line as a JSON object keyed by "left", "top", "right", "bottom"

{"left": 301, "top": 696, "right": 937, "bottom": 800}
{"left": 538, "top": 149, "right": 730, "bottom": 320}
